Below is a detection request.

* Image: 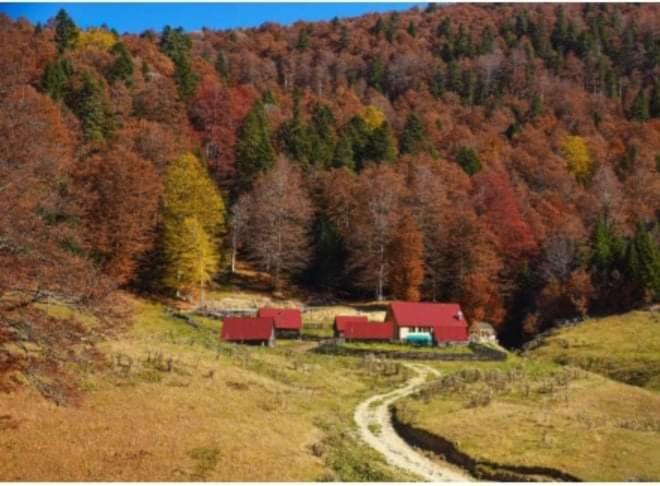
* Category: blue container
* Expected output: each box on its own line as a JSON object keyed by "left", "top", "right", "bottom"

{"left": 404, "top": 333, "right": 432, "bottom": 346}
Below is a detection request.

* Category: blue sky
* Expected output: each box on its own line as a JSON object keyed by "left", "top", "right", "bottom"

{"left": 0, "top": 3, "right": 427, "bottom": 33}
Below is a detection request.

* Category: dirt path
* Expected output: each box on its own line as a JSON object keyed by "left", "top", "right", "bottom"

{"left": 353, "top": 363, "right": 472, "bottom": 482}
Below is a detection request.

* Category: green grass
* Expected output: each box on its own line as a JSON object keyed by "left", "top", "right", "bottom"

{"left": 341, "top": 341, "right": 474, "bottom": 354}
{"left": 396, "top": 357, "right": 660, "bottom": 481}
{"left": 528, "top": 310, "right": 660, "bottom": 391}
{"left": 1, "top": 297, "right": 415, "bottom": 481}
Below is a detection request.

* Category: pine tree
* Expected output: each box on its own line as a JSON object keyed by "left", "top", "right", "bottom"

{"left": 160, "top": 26, "right": 198, "bottom": 101}
{"left": 366, "top": 121, "right": 397, "bottom": 164}
{"left": 368, "top": 56, "right": 385, "bottom": 93}
{"left": 296, "top": 27, "right": 310, "bottom": 50}
{"left": 407, "top": 21, "right": 417, "bottom": 38}
{"left": 629, "top": 223, "right": 660, "bottom": 301}
{"left": 279, "top": 94, "right": 312, "bottom": 167}
{"left": 456, "top": 146, "right": 482, "bottom": 176}
{"left": 631, "top": 88, "right": 650, "bottom": 121}
{"left": 530, "top": 93, "right": 544, "bottom": 118}
{"left": 41, "top": 58, "right": 73, "bottom": 101}
{"left": 388, "top": 214, "right": 424, "bottom": 301}
{"left": 215, "top": 50, "right": 229, "bottom": 80}
{"left": 650, "top": 82, "right": 660, "bottom": 118}
{"left": 332, "top": 131, "right": 355, "bottom": 171}
{"left": 400, "top": 112, "right": 427, "bottom": 155}
{"left": 107, "top": 42, "right": 134, "bottom": 85}
{"left": 339, "top": 25, "right": 349, "bottom": 50}
{"left": 429, "top": 69, "right": 445, "bottom": 98}
{"left": 479, "top": 25, "right": 494, "bottom": 55}
{"left": 235, "top": 101, "right": 275, "bottom": 193}
{"left": 54, "top": 9, "right": 79, "bottom": 52}
{"left": 68, "top": 72, "right": 113, "bottom": 142}
{"left": 309, "top": 103, "right": 337, "bottom": 168}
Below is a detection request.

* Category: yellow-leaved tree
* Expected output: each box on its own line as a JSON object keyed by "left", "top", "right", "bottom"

{"left": 161, "top": 152, "right": 225, "bottom": 302}
{"left": 562, "top": 135, "right": 593, "bottom": 184}
{"left": 77, "top": 29, "right": 117, "bottom": 51}
{"left": 164, "top": 217, "right": 219, "bottom": 304}
{"left": 361, "top": 105, "right": 386, "bottom": 131}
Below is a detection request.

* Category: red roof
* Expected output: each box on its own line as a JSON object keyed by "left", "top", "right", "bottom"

{"left": 389, "top": 301, "right": 467, "bottom": 328}
{"left": 342, "top": 320, "right": 394, "bottom": 341}
{"left": 334, "top": 315, "right": 368, "bottom": 334}
{"left": 221, "top": 317, "right": 275, "bottom": 342}
{"left": 388, "top": 301, "right": 469, "bottom": 343}
{"left": 257, "top": 308, "right": 302, "bottom": 330}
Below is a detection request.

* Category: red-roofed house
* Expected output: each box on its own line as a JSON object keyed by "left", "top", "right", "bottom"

{"left": 334, "top": 315, "right": 393, "bottom": 341}
{"left": 386, "top": 301, "right": 469, "bottom": 344}
{"left": 333, "top": 315, "right": 368, "bottom": 337}
{"left": 257, "top": 308, "right": 302, "bottom": 337}
{"left": 221, "top": 317, "right": 275, "bottom": 346}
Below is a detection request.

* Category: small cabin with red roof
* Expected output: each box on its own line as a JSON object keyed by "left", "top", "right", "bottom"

{"left": 333, "top": 315, "right": 393, "bottom": 341}
{"left": 257, "top": 308, "right": 302, "bottom": 337}
{"left": 333, "top": 315, "right": 368, "bottom": 337}
{"left": 221, "top": 317, "right": 275, "bottom": 346}
{"left": 386, "top": 301, "right": 469, "bottom": 344}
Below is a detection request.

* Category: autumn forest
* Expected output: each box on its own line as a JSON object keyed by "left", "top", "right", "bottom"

{"left": 1, "top": 3, "right": 660, "bottom": 395}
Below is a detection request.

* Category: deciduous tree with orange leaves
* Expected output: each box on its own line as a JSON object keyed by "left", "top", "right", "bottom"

{"left": 388, "top": 213, "right": 424, "bottom": 301}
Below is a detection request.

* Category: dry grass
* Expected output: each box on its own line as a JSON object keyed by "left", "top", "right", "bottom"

{"left": 529, "top": 310, "right": 660, "bottom": 391}
{"left": 397, "top": 357, "right": 660, "bottom": 481}
{"left": 0, "top": 298, "right": 411, "bottom": 481}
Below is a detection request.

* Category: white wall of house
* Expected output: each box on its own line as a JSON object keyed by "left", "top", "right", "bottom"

{"left": 398, "top": 326, "right": 433, "bottom": 340}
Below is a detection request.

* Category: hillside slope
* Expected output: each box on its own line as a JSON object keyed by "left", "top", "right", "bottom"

{"left": 527, "top": 310, "right": 660, "bottom": 390}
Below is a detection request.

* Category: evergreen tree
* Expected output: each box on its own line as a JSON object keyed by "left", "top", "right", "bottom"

{"left": 437, "top": 17, "right": 451, "bottom": 38}
{"left": 279, "top": 93, "right": 312, "bottom": 166}
{"left": 479, "top": 25, "right": 494, "bottom": 55}
{"left": 371, "top": 17, "right": 384, "bottom": 38}
{"left": 215, "top": 50, "right": 229, "bottom": 80}
{"left": 368, "top": 55, "right": 385, "bottom": 93}
{"left": 385, "top": 12, "right": 399, "bottom": 43}
{"left": 407, "top": 21, "right": 417, "bottom": 38}
{"left": 309, "top": 103, "right": 337, "bottom": 168}
{"left": 339, "top": 25, "right": 349, "bottom": 50}
{"left": 530, "top": 93, "right": 544, "bottom": 118}
{"left": 400, "top": 112, "right": 427, "bottom": 155}
{"left": 627, "top": 223, "right": 660, "bottom": 301}
{"left": 631, "top": 88, "right": 650, "bottom": 121}
{"left": 456, "top": 146, "right": 482, "bottom": 175}
{"left": 296, "top": 27, "right": 310, "bottom": 50}
{"left": 41, "top": 58, "right": 73, "bottom": 101}
{"left": 234, "top": 101, "right": 275, "bottom": 192}
{"left": 332, "top": 130, "right": 355, "bottom": 171}
{"left": 615, "top": 144, "right": 638, "bottom": 180}
{"left": 107, "top": 42, "right": 134, "bottom": 85}
{"left": 68, "top": 72, "right": 113, "bottom": 142}
{"left": 429, "top": 69, "right": 445, "bottom": 98}
{"left": 160, "top": 26, "right": 198, "bottom": 101}
{"left": 650, "top": 82, "right": 660, "bottom": 118}
{"left": 54, "top": 9, "right": 79, "bottom": 52}
{"left": 366, "top": 121, "right": 397, "bottom": 164}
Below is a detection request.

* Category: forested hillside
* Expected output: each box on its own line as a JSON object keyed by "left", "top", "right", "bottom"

{"left": 1, "top": 2, "right": 659, "bottom": 393}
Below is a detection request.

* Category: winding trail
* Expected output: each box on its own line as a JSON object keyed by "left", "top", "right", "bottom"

{"left": 354, "top": 363, "right": 472, "bottom": 482}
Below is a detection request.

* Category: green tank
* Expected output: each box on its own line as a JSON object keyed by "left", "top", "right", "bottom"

{"left": 404, "top": 332, "right": 432, "bottom": 346}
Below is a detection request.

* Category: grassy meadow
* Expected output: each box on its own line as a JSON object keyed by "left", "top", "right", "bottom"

{"left": 396, "top": 355, "right": 660, "bottom": 481}
{"left": 0, "top": 298, "right": 415, "bottom": 481}
{"left": 528, "top": 310, "right": 660, "bottom": 391}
